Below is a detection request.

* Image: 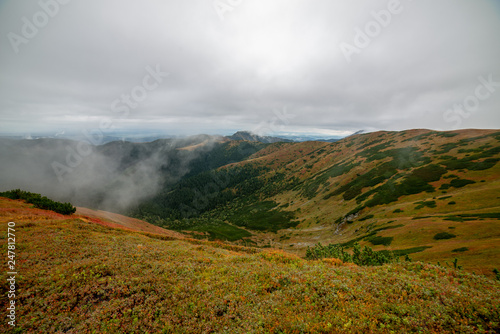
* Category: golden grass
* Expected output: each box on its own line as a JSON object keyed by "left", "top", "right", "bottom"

{"left": 1, "top": 199, "right": 499, "bottom": 333}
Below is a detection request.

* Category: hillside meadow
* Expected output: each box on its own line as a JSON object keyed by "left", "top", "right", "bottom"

{"left": 1, "top": 198, "right": 499, "bottom": 333}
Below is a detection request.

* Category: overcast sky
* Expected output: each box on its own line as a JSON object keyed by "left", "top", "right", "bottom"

{"left": 1, "top": 0, "right": 499, "bottom": 138}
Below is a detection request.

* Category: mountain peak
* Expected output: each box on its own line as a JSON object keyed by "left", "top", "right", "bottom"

{"left": 226, "top": 131, "right": 294, "bottom": 143}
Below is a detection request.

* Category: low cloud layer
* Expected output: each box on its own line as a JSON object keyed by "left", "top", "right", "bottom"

{"left": 0, "top": 136, "right": 221, "bottom": 212}
{"left": 0, "top": 0, "right": 499, "bottom": 136}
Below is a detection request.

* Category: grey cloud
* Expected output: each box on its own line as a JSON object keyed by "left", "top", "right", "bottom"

{"left": 0, "top": 0, "right": 499, "bottom": 136}
{"left": 0, "top": 135, "right": 223, "bottom": 212}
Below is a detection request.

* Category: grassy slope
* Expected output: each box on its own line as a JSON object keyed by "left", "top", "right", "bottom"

{"left": 215, "top": 129, "right": 500, "bottom": 276}
{"left": 1, "top": 198, "right": 499, "bottom": 333}
{"left": 75, "top": 206, "right": 185, "bottom": 238}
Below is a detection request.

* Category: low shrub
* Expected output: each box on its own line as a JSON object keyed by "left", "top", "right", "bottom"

{"left": 366, "top": 236, "right": 393, "bottom": 246}
{"left": 414, "top": 200, "right": 436, "bottom": 209}
{"left": 306, "top": 242, "right": 394, "bottom": 266}
{"left": 449, "top": 178, "right": 476, "bottom": 188}
{"left": 0, "top": 189, "right": 76, "bottom": 215}
{"left": 359, "top": 214, "right": 374, "bottom": 221}
{"left": 434, "top": 232, "right": 457, "bottom": 240}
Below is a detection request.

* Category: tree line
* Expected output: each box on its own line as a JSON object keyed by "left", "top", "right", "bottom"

{"left": 0, "top": 189, "right": 76, "bottom": 215}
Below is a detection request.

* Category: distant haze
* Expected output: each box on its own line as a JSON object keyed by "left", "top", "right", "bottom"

{"left": 0, "top": 0, "right": 500, "bottom": 137}
{"left": 0, "top": 136, "right": 224, "bottom": 212}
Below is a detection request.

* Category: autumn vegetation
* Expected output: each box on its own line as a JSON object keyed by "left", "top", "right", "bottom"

{"left": 1, "top": 129, "right": 499, "bottom": 332}
{"left": 1, "top": 198, "right": 499, "bottom": 333}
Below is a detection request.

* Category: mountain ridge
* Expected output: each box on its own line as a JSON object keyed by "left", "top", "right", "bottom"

{"left": 225, "top": 131, "right": 295, "bottom": 143}
{"left": 132, "top": 128, "right": 500, "bottom": 276}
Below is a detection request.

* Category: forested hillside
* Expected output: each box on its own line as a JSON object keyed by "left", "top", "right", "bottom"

{"left": 132, "top": 129, "right": 500, "bottom": 276}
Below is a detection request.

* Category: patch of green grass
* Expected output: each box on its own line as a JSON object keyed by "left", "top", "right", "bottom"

{"left": 340, "top": 232, "right": 376, "bottom": 248}
{"left": 443, "top": 216, "right": 468, "bottom": 222}
{"left": 359, "top": 214, "right": 375, "bottom": 221}
{"left": 363, "top": 164, "right": 448, "bottom": 208}
{"left": 458, "top": 148, "right": 483, "bottom": 154}
{"left": 459, "top": 213, "right": 500, "bottom": 219}
{"left": 412, "top": 216, "right": 432, "bottom": 220}
{"left": 357, "top": 138, "right": 387, "bottom": 150}
{"left": 435, "top": 132, "right": 459, "bottom": 138}
{"left": 414, "top": 200, "right": 437, "bottom": 210}
{"left": 437, "top": 196, "right": 452, "bottom": 200}
{"left": 401, "top": 132, "right": 434, "bottom": 142}
{"left": 440, "top": 155, "right": 500, "bottom": 171}
{"left": 365, "top": 147, "right": 429, "bottom": 169}
{"left": 329, "top": 161, "right": 399, "bottom": 201}
{"left": 366, "top": 236, "right": 394, "bottom": 246}
{"left": 435, "top": 143, "right": 460, "bottom": 154}
{"left": 444, "top": 213, "right": 500, "bottom": 222}
{"left": 452, "top": 247, "right": 469, "bottom": 253}
{"left": 434, "top": 232, "right": 457, "bottom": 240}
{"left": 440, "top": 178, "right": 476, "bottom": 190}
{"left": 304, "top": 160, "right": 359, "bottom": 199}
{"left": 228, "top": 200, "right": 297, "bottom": 232}
{"left": 340, "top": 225, "right": 403, "bottom": 248}
{"left": 372, "top": 224, "right": 404, "bottom": 232}
{"left": 186, "top": 221, "right": 252, "bottom": 241}
{"left": 410, "top": 164, "right": 448, "bottom": 182}
{"left": 380, "top": 246, "right": 432, "bottom": 257}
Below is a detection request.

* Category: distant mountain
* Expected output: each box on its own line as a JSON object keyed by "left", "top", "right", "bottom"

{"left": 0, "top": 133, "right": 178, "bottom": 144}
{"left": 0, "top": 130, "right": 350, "bottom": 144}
{"left": 225, "top": 131, "right": 346, "bottom": 143}
{"left": 347, "top": 130, "right": 366, "bottom": 137}
{"left": 278, "top": 135, "right": 341, "bottom": 142}
{"left": 226, "top": 131, "right": 295, "bottom": 143}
